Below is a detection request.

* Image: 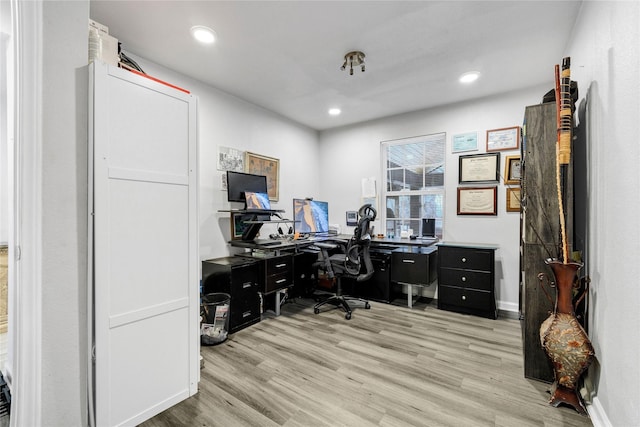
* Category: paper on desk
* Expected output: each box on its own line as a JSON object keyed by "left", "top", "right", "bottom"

{"left": 361, "top": 177, "right": 376, "bottom": 198}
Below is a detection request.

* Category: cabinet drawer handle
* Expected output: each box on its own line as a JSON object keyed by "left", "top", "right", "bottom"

{"left": 275, "top": 263, "right": 286, "bottom": 268}
{"left": 461, "top": 276, "right": 466, "bottom": 282}
{"left": 242, "top": 311, "right": 253, "bottom": 318}
{"left": 461, "top": 257, "right": 467, "bottom": 263}
{"left": 461, "top": 295, "right": 466, "bottom": 301}
{"left": 402, "top": 259, "right": 415, "bottom": 264}
{"left": 242, "top": 282, "right": 252, "bottom": 289}
{"left": 276, "top": 278, "right": 287, "bottom": 284}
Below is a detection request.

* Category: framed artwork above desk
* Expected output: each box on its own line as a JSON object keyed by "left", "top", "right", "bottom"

{"left": 245, "top": 152, "right": 279, "bottom": 201}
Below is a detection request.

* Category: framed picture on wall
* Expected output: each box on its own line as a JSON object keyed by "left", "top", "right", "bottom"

{"left": 457, "top": 186, "right": 497, "bottom": 215}
{"left": 504, "top": 155, "right": 521, "bottom": 185}
{"left": 486, "top": 126, "right": 520, "bottom": 152}
{"left": 230, "top": 213, "right": 252, "bottom": 240}
{"left": 452, "top": 131, "right": 478, "bottom": 153}
{"left": 506, "top": 187, "right": 521, "bottom": 212}
{"left": 245, "top": 152, "right": 280, "bottom": 201}
{"left": 459, "top": 152, "right": 500, "bottom": 184}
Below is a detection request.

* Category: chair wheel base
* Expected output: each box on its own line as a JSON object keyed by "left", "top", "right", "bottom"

{"left": 313, "top": 294, "right": 369, "bottom": 319}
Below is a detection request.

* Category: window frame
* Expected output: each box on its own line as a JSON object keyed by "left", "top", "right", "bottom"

{"left": 380, "top": 133, "right": 446, "bottom": 238}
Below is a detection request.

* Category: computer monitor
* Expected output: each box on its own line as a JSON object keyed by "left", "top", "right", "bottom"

{"left": 422, "top": 218, "right": 436, "bottom": 237}
{"left": 244, "top": 191, "right": 271, "bottom": 210}
{"left": 226, "top": 171, "right": 268, "bottom": 203}
{"left": 293, "top": 198, "right": 329, "bottom": 234}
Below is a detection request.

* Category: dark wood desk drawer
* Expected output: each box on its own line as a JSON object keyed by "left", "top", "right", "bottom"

{"left": 265, "top": 256, "right": 292, "bottom": 274}
{"left": 263, "top": 255, "right": 293, "bottom": 294}
{"left": 438, "top": 285, "right": 492, "bottom": 312}
{"left": 438, "top": 246, "right": 493, "bottom": 271}
{"left": 390, "top": 246, "right": 437, "bottom": 286}
{"left": 439, "top": 268, "right": 492, "bottom": 291}
{"left": 234, "top": 277, "right": 261, "bottom": 299}
{"left": 391, "top": 252, "right": 428, "bottom": 284}
{"left": 265, "top": 271, "right": 291, "bottom": 294}
{"left": 229, "top": 296, "right": 260, "bottom": 332}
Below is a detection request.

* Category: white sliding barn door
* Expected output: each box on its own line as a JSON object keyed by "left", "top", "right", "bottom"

{"left": 89, "top": 62, "right": 198, "bottom": 427}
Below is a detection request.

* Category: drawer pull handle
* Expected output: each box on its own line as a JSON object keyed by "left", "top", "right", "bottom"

{"left": 461, "top": 295, "right": 466, "bottom": 301}
{"left": 461, "top": 257, "right": 467, "bottom": 263}
{"left": 402, "top": 259, "right": 415, "bottom": 264}
{"left": 276, "top": 279, "right": 287, "bottom": 284}
{"left": 275, "top": 263, "right": 286, "bottom": 268}
{"left": 242, "top": 282, "right": 252, "bottom": 289}
{"left": 242, "top": 311, "right": 252, "bottom": 318}
{"left": 461, "top": 276, "right": 466, "bottom": 282}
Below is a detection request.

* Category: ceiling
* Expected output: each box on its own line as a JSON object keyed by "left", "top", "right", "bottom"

{"left": 90, "top": 1, "right": 582, "bottom": 131}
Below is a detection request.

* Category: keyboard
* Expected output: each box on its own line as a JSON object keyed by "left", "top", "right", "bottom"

{"left": 256, "top": 240, "right": 281, "bottom": 247}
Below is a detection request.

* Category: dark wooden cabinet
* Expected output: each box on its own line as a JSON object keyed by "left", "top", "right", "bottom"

{"left": 290, "top": 252, "right": 319, "bottom": 298}
{"left": 437, "top": 244, "right": 497, "bottom": 319}
{"left": 520, "top": 102, "right": 572, "bottom": 382}
{"left": 202, "top": 257, "right": 261, "bottom": 334}
{"left": 345, "top": 249, "right": 394, "bottom": 303}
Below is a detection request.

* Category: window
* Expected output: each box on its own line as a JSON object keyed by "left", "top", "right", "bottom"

{"left": 381, "top": 133, "right": 445, "bottom": 238}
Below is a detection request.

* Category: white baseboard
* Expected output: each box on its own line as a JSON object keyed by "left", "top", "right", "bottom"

{"left": 497, "top": 300, "right": 519, "bottom": 318}
{"left": 587, "top": 396, "right": 612, "bottom": 427}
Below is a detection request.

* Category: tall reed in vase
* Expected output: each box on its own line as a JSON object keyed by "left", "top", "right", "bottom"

{"left": 537, "top": 57, "right": 594, "bottom": 415}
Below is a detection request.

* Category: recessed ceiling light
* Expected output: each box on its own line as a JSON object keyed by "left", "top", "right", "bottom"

{"left": 459, "top": 71, "right": 480, "bottom": 84}
{"left": 191, "top": 26, "right": 216, "bottom": 44}
{"left": 328, "top": 108, "right": 341, "bottom": 116}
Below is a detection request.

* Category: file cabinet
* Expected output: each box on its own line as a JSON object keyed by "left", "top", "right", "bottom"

{"left": 437, "top": 243, "right": 497, "bottom": 319}
{"left": 202, "top": 257, "right": 261, "bottom": 333}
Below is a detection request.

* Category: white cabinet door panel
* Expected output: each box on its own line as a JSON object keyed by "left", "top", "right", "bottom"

{"left": 89, "top": 62, "right": 198, "bottom": 427}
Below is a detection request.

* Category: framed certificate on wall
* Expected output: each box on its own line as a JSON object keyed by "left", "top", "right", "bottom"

{"left": 486, "top": 126, "right": 520, "bottom": 152}
{"left": 457, "top": 187, "right": 498, "bottom": 215}
{"left": 459, "top": 153, "right": 500, "bottom": 183}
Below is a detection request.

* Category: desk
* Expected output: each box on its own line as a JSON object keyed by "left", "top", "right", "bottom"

{"left": 370, "top": 236, "right": 439, "bottom": 248}
{"left": 229, "top": 235, "right": 437, "bottom": 252}
{"left": 229, "top": 235, "right": 440, "bottom": 314}
{"left": 229, "top": 234, "right": 350, "bottom": 253}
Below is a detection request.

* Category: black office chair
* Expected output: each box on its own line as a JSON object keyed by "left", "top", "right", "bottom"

{"left": 313, "top": 204, "right": 377, "bottom": 320}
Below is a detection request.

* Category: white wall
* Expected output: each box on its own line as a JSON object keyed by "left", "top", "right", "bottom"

{"left": 319, "top": 85, "right": 548, "bottom": 312}
{"left": 128, "top": 57, "right": 320, "bottom": 261}
{"left": 40, "top": 1, "right": 89, "bottom": 425}
{"left": 566, "top": 1, "right": 640, "bottom": 426}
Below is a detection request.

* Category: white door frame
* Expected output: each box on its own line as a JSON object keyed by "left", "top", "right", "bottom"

{"left": 7, "top": 1, "right": 43, "bottom": 426}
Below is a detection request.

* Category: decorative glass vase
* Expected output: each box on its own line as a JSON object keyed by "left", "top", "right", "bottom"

{"left": 538, "top": 258, "right": 594, "bottom": 415}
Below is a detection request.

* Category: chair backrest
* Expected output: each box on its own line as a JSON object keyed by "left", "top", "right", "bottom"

{"left": 353, "top": 204, "right": 376, "bottom": 241}
{"left": 350, "top": 204, "right": 376, "bottom": 281}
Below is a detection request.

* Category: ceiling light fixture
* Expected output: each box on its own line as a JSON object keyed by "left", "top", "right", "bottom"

{"left": 340, "top": 51, "right": 365, "bottom": 75}
{"left": 190, "top": 25, "right": 217, "bottom": 44}
{"left": 459, "top": 71, "right": 480, "bottom": 84}
{"left": 328, "top": 108, "right": 341, "bottom": 116}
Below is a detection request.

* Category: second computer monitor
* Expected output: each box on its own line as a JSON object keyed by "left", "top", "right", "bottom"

{"left": 293, "top": 198, "right": 329, "bottom": 234}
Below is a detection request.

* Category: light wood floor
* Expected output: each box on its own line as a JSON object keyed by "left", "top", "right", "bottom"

{"left": 141, "top": 297, "right": 592, "bottom": 427}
